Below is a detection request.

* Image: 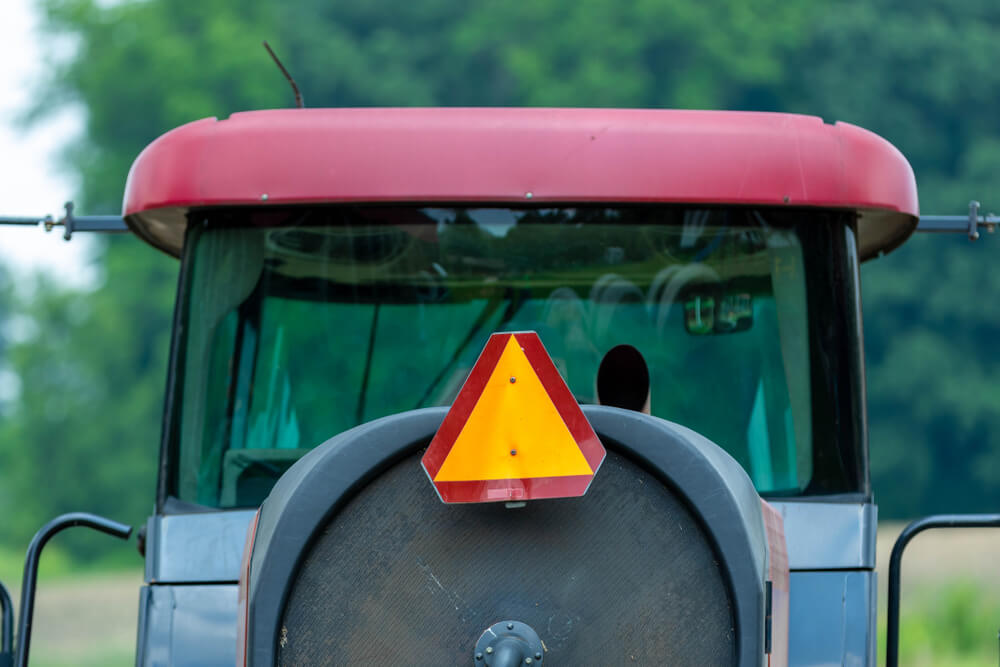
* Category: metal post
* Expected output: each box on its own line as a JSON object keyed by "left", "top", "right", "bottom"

{"left": 886, "top": 513, "right": 1000, "bottom": 667}
{"left": 0, "top": 580, "right": 13, "bottom": 665}
{"left": 14, "top": 513, "right": 131, "bottom": 667}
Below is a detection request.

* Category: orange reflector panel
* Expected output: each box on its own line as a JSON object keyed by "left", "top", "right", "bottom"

{"left": 421, "top": 331, "right": 605, "bottom": 503}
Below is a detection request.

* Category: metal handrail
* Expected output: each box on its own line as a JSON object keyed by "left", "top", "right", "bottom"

{"left": 14, "top": 513, "right": 131, "bottom": 667}
{"left": 886, "top": 513, "right": 1000, "bottom": 667}
{"left": 0, "top": 579, "right": 12, "bottom": 658}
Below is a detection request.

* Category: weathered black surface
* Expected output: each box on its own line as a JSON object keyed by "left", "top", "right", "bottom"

{"left": 278, "top": 451, "right": 734, "bottom": 665}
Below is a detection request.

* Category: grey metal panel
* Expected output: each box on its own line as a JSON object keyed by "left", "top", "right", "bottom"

{"left": 135, "top": 584, "right": 238, "bottom": 667}
{"left": 787, "top": 570, "right": 875, "bottom": 667}
{"left": 145, "top": 510, "right": 256, "bottom": 583}
{"left": 771, "top": 502, "right": 876, "bottom": 570}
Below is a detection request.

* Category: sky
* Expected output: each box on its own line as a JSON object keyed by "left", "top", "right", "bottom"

{"left": 0, "top": 0, "right": 94, "bottom": 284}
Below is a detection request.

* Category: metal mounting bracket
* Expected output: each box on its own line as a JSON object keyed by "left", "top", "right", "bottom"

{"left": 0, "top": 202, "right": 128, "bottom": 240}
{"left": 918, "top": 200, "right": 999, "bottom": 240}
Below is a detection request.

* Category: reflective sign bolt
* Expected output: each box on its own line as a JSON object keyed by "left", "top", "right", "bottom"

{"left": 535, "top": 653, "right": 543, "bottom": 660}
{"left": 486, "top": 647, "right": 493, "bottom": 655}
{"left": 507, "top": 622, "right": 514, "bottom": 630}
{"left": 475, "top": 653, "right": 483, "bottom": 661}
{"left": 510, "top": 376, "right": 516, "bottom": 383}
{"left": 510, "top": 449, "right": 517, "bottom": 456}
{"left": 525, "top": 659, "right": 533, "bottom": 665}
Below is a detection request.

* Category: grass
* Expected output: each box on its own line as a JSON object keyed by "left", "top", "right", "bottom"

{"left": 878, "top": 580, "right": 1000, "bottom": 666}
{"left": 876, "top": 523, "right": 1000, "bottom": 666}
{"left": 0, "top": 545, "right": 77, "bottom": 587}
{"left": 0, "top": 545, "right": 141, "bottom": 667}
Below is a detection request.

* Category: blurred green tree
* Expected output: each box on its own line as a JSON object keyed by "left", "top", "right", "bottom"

{"left": 0, "top": 240, "right": 175, "bottom": 556}
{"left": 783, "top": 0, "right": 1000, "bottom": 515}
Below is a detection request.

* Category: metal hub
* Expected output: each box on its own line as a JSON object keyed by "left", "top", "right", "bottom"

{"left": 474, "top": 620, "right": 544, "bottom": 666}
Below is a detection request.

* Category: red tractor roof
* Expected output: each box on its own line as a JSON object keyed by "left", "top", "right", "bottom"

{"left": 123, "top": 107, "right": 918, "bottom": 259}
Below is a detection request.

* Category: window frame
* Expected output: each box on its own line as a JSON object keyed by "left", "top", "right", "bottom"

{"left": 155, "top": 205, "right": 869, "bottom": 512}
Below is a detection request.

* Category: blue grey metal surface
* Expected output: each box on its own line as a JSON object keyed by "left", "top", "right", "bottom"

{"left": 145, "top": 510, "right": 256, "bottom": 583}
{"left": 787, "top": 570, "right": 876, "bottom": 667}
{"left": 135, "top": 584, "right": 238, "bottom": 667}
{"left": 139, "top": 501, "right": 875, "bottom": 664}
{"left": 770, "top": 502, "right": 876, "bottom": 570}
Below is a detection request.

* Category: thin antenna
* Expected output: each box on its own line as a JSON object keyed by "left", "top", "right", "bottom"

{"left": 262, "top": 41, "right": 304, "bottom": 108}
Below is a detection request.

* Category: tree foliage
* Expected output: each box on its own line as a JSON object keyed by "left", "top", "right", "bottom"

{"left": 0, "top": 0, "right": 998, "bottom": 559}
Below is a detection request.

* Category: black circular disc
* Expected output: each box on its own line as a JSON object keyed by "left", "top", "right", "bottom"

{"left": 278, "top": 451, "right": 735, "bottom": 665}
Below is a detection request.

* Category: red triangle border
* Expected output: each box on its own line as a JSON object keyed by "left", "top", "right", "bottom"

{"left": 420, "top": 331, "right": 606, "bottom": 504}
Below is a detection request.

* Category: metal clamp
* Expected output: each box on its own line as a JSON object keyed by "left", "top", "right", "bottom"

{"left": 969, "top": 200, "right": 982, "bottom": 240}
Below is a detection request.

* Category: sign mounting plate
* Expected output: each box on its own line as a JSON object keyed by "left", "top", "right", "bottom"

{"left": 421, "top": 331, "right": 605, "bottom": 503}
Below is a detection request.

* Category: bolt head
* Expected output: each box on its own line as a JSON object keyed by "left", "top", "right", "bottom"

{"left": 510, "top": 376, "right": 517, "bottom": 383}
{"left": 476, "top": 653, "right": 483, "bottom": 660}
{"left": 525, "top": 659, "right": 532, "bottom": 665}
{"left": 507, "top": 622, "right": 514, "bottom": 630}
{"left": 535, "top": 653, "right": 543, "bottom": 660}
{"left": 510, "top": 449, "right": 517, "bottom": 456}
{"left": 486, "top": 647, "right": 493, "bottom": 655}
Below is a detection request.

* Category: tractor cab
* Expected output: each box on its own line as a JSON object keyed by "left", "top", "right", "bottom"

{"left": 113, "top": 108, "right": 918, "bottom": 665}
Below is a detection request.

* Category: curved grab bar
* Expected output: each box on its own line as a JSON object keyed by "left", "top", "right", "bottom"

{"left": 14, "top": 513, "right": 132, "bottom": 667}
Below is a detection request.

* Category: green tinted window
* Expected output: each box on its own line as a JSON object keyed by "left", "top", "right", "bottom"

{"left": 175, "top": 208, "right": 814, "bottom": 507}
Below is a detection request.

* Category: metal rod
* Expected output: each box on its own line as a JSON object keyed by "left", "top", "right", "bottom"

{"left": 15, "top": 513, "right": 132, "bottom": 667}
{"left": 61, "top": 215, "right": 129, "bottom": 237}
{"left": 917, "top": 217, "right": 1000, "bottom": 231}
{"left": 0, "top": 580, "right": 12, "bottom": 657}
{"left": 886, "top": 513, "right": 1000, "bottom": 667}
{"left": 262, "top": 41, "right": 304, "bottom": 108}
{"left": 0, "top": 217, "right": 50, "bottom": 226}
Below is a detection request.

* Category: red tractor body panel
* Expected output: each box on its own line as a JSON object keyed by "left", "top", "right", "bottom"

{"left": 122, "top": 107, "right": 918, "bottom": 258}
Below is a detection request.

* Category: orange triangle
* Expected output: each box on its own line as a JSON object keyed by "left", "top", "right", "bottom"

{"left": 434, "top": 336, "right": 594, "bottom": 482}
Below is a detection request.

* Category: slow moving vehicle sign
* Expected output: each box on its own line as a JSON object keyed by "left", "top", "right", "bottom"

{"left": 421, "top": 331, "right": 606, "bottom": 503}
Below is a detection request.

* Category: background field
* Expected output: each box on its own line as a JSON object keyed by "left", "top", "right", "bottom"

{"left": 1, "top": 524, "right": 998, "bottom": 666}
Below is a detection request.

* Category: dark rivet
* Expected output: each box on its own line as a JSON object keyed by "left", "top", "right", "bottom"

{"left": 507, "top": 622, "right": 514, "bottom": 630}
{"left": 510, "top": 376, "right": 516, "bottom": 383}
{"left": 486, "top": 647, "right": 493, "bottom": 654}
{"left": 510, "top": 450, "right": 517, "bottom": 456}
{"left": 535, "top": 653, "right": 542, "bottom": 660}
{"left": 476, "top": 653, "right": 483, "bottom": 660}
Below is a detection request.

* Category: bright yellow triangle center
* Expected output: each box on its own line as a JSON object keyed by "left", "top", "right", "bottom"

{"left": 434, "top": 336, "right": 594, "bottom": 482}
